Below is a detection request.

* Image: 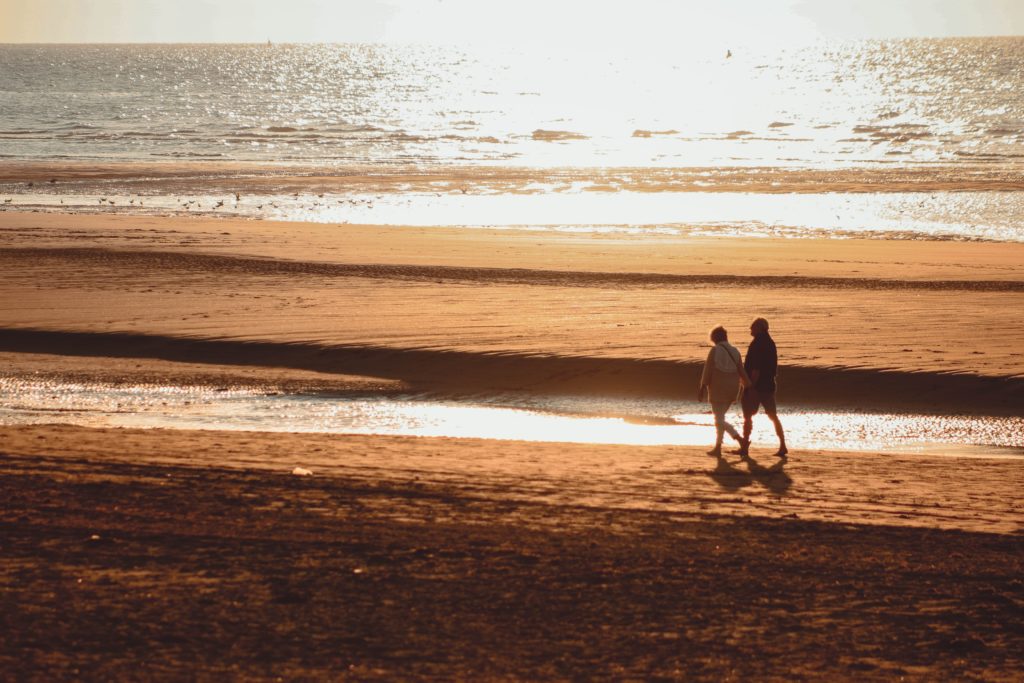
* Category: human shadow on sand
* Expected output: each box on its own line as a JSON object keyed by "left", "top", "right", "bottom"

{"left": 708, "top": 453, "right": 791, "bottom": 496}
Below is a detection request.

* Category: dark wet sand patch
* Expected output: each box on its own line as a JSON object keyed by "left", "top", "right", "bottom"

{"left": 2, "top": 328, "right": 1022, "bottom": 416}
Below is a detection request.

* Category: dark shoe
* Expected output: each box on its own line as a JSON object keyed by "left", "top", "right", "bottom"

{"left": 706, "top": 448, "right": 723, "bottom": 457}
{"left": 773, "top": 447, "right": 789, "bottom": 459}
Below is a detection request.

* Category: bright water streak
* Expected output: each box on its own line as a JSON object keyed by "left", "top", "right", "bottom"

{"left": 2, "top": 40, "right": 1024, "bottom": 168}
{"left": 1, "top": 378, "right": 1021, "bottom": 458}
{"left": 8, "top": 187, "right": 1024, "bottom": 242}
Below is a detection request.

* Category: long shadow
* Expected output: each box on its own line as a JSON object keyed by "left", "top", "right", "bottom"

{"left": 1, "top": 327, "right": 1022, "bottom": 414}
{"left": 707, "top": 456, "right": 754, "bottom": 492}
{"left": 741, "top": 454, "right": 793, "bottom": 496}
{"left": 706, "top": 453, "right": 791, "bottom": 496}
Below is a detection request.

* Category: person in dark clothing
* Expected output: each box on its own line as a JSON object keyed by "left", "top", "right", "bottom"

{"left": 739, "top": 317, "right": 788, "bottom": 458}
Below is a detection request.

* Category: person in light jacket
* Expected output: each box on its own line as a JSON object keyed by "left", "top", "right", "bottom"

{"left": 698, "top": 325, "right": 751, "bottom": 457}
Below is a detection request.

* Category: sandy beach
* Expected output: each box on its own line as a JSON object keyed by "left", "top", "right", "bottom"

{"left": 2, "top": 426, "right": 1023, "bottom": 680}
{"left": 1, "top": 199, "right": 1023, "bottom": 678}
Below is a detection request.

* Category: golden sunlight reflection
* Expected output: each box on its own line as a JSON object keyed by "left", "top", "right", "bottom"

{"left": 11, "top": 188, "right": 1024, "bottom": 242}
{"left": 5, "top": 40, "right": 1023, "bottom": 168}
{"left": 2, "top": 378, "right": 1021, "bottom": 458}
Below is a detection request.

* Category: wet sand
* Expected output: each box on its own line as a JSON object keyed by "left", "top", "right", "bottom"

{"left": 1, "top": 211, "right": 1023, "bottom": 412}
{"left": 1, "top": 208, "right": 1023, "bottom": 678}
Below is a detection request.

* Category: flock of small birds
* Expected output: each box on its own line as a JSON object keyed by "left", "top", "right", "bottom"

{"left": 2, "top": 188, "right": 396, "bottom": 214}
{"left": 165, "top": 192, "right": 380, "bottom": 213}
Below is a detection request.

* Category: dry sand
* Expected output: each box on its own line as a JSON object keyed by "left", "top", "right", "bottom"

{"left": 1, "top": 208, "right": 1023, "bottom": 679}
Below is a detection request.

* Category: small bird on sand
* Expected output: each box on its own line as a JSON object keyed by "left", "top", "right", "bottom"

{"left": 215, "top": 200, "right": 225, "bottom": 208}
{"left": 3, "top": 199, "right": 12, "bottom": 204}
{"left": 235, "top": 192, "right": 241, "bottom": 201}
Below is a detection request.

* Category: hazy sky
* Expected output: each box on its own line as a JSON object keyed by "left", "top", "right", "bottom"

{"left": 2, "top": 0, "right": 1024, "bottom": 45}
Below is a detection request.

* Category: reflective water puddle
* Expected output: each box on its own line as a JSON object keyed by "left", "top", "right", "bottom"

{"left": 2, "top": 378, "right": 1021, "bottom": 459}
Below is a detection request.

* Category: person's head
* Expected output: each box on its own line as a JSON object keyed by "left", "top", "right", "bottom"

{"left": 709, "top": 325, "right": 728, "bottom": 344}
{"left": 750, "top": 317, "right": 769, "bottom": 336}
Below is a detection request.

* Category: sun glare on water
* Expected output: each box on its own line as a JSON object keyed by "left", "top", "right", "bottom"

{"left": 2, "top": 379, "right": 1021, "bottom": 458}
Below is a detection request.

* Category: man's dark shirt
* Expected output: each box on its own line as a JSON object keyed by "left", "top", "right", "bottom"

{"left": 744, "top": 332, "right": 778, "bottom": 393}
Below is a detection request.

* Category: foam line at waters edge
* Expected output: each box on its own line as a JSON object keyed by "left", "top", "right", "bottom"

{"left": 2, "top": 248, "right": 1022, "bottom": 293}
{"left": 0, "top": 328, "right": 1021, "bottom": 418}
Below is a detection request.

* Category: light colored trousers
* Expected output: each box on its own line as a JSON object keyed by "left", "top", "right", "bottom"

{"left": 711, "top": 401, "right": 741, "bottom": 447}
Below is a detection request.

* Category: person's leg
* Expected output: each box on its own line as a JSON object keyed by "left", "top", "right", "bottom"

{"left": 718, "top": 401, "right": 742, "bottom": 444}
{"left": 709, "top": 401, "right": 728, "bottom": 455}
{"left": 761, "top": 393, "right": 788, "bottom": 456}
{"left": 739, "top": 389, "right": 758, "bottom": 455}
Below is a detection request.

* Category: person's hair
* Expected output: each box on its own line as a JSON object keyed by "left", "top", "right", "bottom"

{"left": 751, "top": 317, "right": 769, "bottom": 333}
{"left": 709, "top": 325, "right": 728, "bottom": 343}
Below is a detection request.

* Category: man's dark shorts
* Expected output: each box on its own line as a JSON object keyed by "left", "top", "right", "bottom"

{"left": 741, "top": 388, "right": 778, "bottom": 417}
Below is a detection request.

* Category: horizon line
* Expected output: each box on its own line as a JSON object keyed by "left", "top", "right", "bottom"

{"left": 3, "top": 34, "right": 1024, "bottom": 47}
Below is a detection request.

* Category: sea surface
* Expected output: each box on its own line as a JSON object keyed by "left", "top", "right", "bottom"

{"left": 2, "top": 39, "right": 1024, "bottom": 240}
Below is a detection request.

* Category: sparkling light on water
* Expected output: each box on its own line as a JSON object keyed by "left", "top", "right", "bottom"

{"left": 8, "top": 188, "right": 1024, "bottom": 242}
{"left": 2, "top": 40, "right": 1024, "bottom": 167}
{"left": 2, "top": 378, "right": 1021, "bottom": 458}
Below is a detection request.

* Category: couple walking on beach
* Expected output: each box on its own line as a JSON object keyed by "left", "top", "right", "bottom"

{"left": 698, "top": 317, "right": 788, "bottom": 459}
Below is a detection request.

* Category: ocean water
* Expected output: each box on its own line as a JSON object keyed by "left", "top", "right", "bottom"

{"left": 2, "top": 40, "right": 1023, "bottom": 166}
{"left": 2, "top": 40, "right": 1024, "bottom": 240}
